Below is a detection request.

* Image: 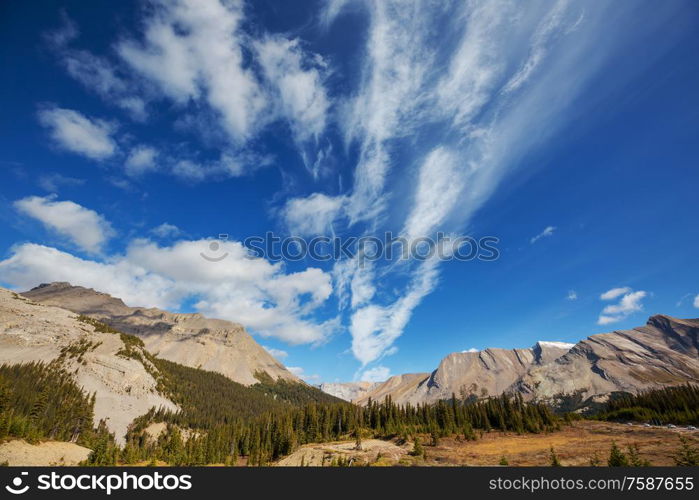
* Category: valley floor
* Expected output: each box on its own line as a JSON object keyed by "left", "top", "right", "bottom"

{"left": 275, "top": 421, "right": 699, "bottom": 467}
{"left": 0, "top": 440, "right": 91, "bottom": 466}
{"left": 2, "top": 421, "right": 696, "bottom": 467}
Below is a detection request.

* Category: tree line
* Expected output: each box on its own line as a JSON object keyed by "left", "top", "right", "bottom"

{"left": 596, "top": 384, "right": 699, "bottom": 425}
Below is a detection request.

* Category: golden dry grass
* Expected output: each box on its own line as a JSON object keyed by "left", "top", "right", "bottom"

{"left": 424, "top": 421, "right": 699, "bottom": 466}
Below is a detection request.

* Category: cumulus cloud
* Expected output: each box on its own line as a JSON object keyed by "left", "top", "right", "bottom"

{"left": 567, "top": 290, "right": 578, "bottom": 301}
{"left": 0, "top": 238, "right": 334, "bottom": 345}
{"left": 358, "top": 365, "right": 390, "bottom": 383}
{"left": 37, "top": 106, "right": 116, "bottom": 160}
{"left": 462, "top": 348, "right": 479, "bottom": 353}
{"left": 694, "top": 295, "right": 699, "bottom": 308}
{"left": 14, "top": 196, "right": 114, "bottom": 254}
{"left": 125, "top": 146, "right": 158, "bottom": 177}
{"left": 530, "top": 226, "right": 557, "bottom": 244}
{"left": 597, "top": 288, "right": 648, "bottom": 325}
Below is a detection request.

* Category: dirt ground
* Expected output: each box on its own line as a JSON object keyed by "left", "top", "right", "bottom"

{"left": 276, "top": 438, "right": 411, "bottom": 466}
{"left": 425, "top": 421, "right": 699, "bottom": 466}
{"left": 0, "top": 440, "right": 91, "bottom": 466}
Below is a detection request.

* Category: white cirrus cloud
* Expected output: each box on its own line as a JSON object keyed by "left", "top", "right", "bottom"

{"left": 37, "top": 106, "right": 116, "bottom": 160}
{"left": 37, "top": 173, "right": 86, "bottom": 193}
{"left": 117, "top": 0, "right": 266, "bottom": 143}
{"left": 530, "top": 226, "right": 557, "bottom": 244}
{"left": 47, "top": 15, "right": 148, "bottom": 121}
{"left": 255, "top": 36, "right": 329, "bottom": 143}
{"left": 282, "top": 193, "right": 346, "bottom": 237}
{"left": 14, "top": 195, "right": 114, "bottom": 254}
{"left": 597, "top": 288, "right": 648, "bottom": 325}
{"left": 600, "top": 286, "right": 632, "bottom": 301}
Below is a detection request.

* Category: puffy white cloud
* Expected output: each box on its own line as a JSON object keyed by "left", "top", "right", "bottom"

{"left": 597, "top": 288, "right": 647, "bottom": 325}
{"left": 694, "top": 295, "right": 699, "bottom": 308}
{"left": 600, "top": 287, "right": 632, "bottom": 301}
{"left": 37, "top": 106, "right": 116, "bottom": 160}
{"left": 567, "top": 290, "right": 578, "bottom": 300}
{"left": 358, "top": 365, "right": 390, "bottom": 383}
{"left": 125, "top": 146, "right": 158, "bottom": 177}
{"left": 530, "top": 226, "right": 557, "bottom": 244}
{"left": 263, "top": 346, "right": 288, "bottom": 360}
{"left": 0, "top": 238, "right": 334, "bottom": 345}
{"left": 14, "top": 196, "right": 114, "bottom": 254}
{"left": 462, "top": 348, "right": 479, "bottom": 353}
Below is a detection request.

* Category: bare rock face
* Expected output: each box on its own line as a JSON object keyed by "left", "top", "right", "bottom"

{"left": 355, "top": 342, "right": 573, "bottom": 406}
{"left": 318, "top": 381, "right": 380, "bottom": 402}
{"left": 514, "top": 315, "right": 699, "bottom": 402}
{"left": 22, "top": 282, "right": 299, "bottom": 386}
{"left": 0, "top": 287, "right": 177, "bottom": 443}
{"left": 354, "top": 373, "right": 431, "bottom": 406}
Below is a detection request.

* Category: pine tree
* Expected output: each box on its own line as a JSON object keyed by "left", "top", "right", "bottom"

{"left": 673, "top": 436, "right": 699, "bottom": 466}
{"left": 549, "top": 446, "right": 562, "bottom": 466}
{"left": 411, "top": 437, "right": 424, "bottom": 457}
{"left": 627, "top": 444, "right": 650, "bottom": 466}
{"left": 607, "top": 442, "right": 629, "bottom": 466}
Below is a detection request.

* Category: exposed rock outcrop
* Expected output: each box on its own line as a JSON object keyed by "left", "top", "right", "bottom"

{"left": 318, "top": 381, "right": 380, "bottom": 402}
{"left": 0, "top": 287, "right": 177, "bottom": 443}
{"left": 354, "top": 315, "right": 699, "bottom": 407}
{"left": 22, "top": 282, "right": 299, "bottom": 386}
{"left": 514, "top": 315, "right": 699, "bottom": 402}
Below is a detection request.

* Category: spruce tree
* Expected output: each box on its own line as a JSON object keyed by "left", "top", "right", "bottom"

{"left": 549, "top": 446, "right": 562, "bottom": 467}
{"left": 607, "top": 442, "right": 629, "bottom": 466}
{"left": 673, "top": 436, "right": 699, "bottom": 466}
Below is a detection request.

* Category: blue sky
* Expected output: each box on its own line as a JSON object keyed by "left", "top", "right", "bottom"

{"left": 1, "top": 0, "right": 698, "bottom": 384}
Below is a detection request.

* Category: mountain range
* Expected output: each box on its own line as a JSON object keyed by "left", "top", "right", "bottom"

{"left": 324, "top": 318, "right": 699, "bottom": 409}
{"left": 2, "top": 281, "right": 698, "bottom": 443}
